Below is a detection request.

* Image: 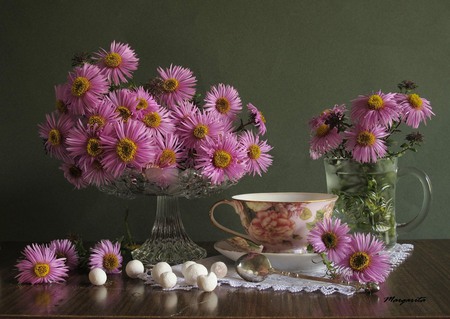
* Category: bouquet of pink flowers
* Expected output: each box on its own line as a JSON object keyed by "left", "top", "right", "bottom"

{"left": 308, "top": 81, "right": 434, "bottom": 163}
{"left": 38, "top": 41, "right": 273, "bottom": 189}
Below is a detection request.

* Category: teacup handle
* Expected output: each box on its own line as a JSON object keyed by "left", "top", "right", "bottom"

{"left": 397, "top": 166, "right": 432, "bottom": 233}
{"left": 209, "top": 199, "right": 255, "bottom": 242}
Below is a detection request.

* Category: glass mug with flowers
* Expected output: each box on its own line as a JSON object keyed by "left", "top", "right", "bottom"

{"left": 308, "top": 81, "right": 433, "bottom": 248}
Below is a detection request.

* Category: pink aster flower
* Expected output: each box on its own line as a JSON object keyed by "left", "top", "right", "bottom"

{"left": 85, "top": 99, "right": 120, "bottom": 131}
{"left": 89, "top": 240, "right": 122, "bottom": 274}
{"left": 55, "top": 84, "right": 69, "bottom": 114}
{"left": 60, "top": 160, "right": 89, "bottom": 189}
{"left": 396, "top": 93, "right": 434, "bottom": 128}
{"left": 94, "top": 41, "right": 139, "bottom": 85}
{"left": 204, "top": 84, "right": 242, "bottom": 120}
{"left": 309, "top": 120, "right": 343, "bottom": 156}
{"left": 248, "top": 103, "right": 267, "bottom": 135}
{"left": 133, "top": 86, "right": 160, "bottom": 114}
{"left": 101, "top": 120, "right": 156, "bottom": 178}
{"left": 351, "top": 91, "right": 401, "bottom": 127}
{"left": 16, "top": 243, "right": 69, "bottom": 284}
{"left": 239, "top": 130, "right": 273, "bottom": 176}
{"left": 337, "top": 233, "right": 390, "bottom": 283}
{"left": 38, "top": 112, "right": 74, "bottom": 161}
{"left": 107, "top": 89, "right": 139, "bottom": 123}
{"left": 49, "top": 239, "right": 79, "bottom": 271}
{"left": 66, "top": 120, "right": 104, "bottom": 168}
{"left": 307, "top": 218, "right": 351, "bottom": 263}
{"left": 63, "top": 64, "right": 109, "bottom": 115}
{"left": 195, "top": 133, "right": 247, "bottom": 184}
{"left": 153, "top": 134, "right": 184, "bottom": 168}
{"left": 177, "top": 110, "right": 225, "bottom": 148}
{"left": 157, "top": 64, "right": 197, "bottom": 108}
{"left": 83, "top": 159, "right": 115, "bottom": 187}
{"left": 170, "top": 100, "right": 199, "bottom": 125}
{"left": 345, "top": 124, "right": 389, "bottom": 163}
{"left": 137, "top": 106, "right": 175, "bottom": 137}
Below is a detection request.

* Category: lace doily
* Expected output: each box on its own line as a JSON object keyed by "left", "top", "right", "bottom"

{"left": 138, "top": 243, "right": 414, "bottom": 296}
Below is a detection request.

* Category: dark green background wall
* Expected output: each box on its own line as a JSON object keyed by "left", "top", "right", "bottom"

{"left": 1, "top": 0, "right": 448, "bottom": 244}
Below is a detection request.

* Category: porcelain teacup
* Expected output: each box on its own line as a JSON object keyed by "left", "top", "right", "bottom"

{"left": 209, "top": 192, "right": 338, "bottom": 253}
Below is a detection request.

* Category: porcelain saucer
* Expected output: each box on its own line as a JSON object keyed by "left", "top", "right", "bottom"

{"left": 214, "top": 239, "right": 326, "bottom": 272}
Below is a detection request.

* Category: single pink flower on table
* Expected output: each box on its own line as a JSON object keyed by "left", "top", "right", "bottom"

{"left": 239, "top": 130, "right": 273, "bottom": 176}
{"left": 157, "top": 64, "right": 197, "bottom": 108}
{"left": 49, "top": 239, "right": 79, "bottom": 271}
{"left": 204, "top": 83, "right": 242, "bottom": 121}
{"left": 396, "top": 93, "right": 434, "bottom": 128}
{"left": 337, "top": 233, "right": 390, "bottom": 283}
{"left": 38, "top": 112, "right": 74, "bottom": 161}
{"left": 101, "top": 119, "right": 156, "bottom": 178}
{"left": 307, "top": 218, "right": 351, "bottom": 263}
{"left": 195, "top": 133, "right": 247, "bottom": 184}
{"left": 63, "top": 64, "right": 109, "bottom": 115}
{"left": 248, "top": 103, "right": 267, "bottom": 135}
{"left": 89, "top": 240, "right": 122, "bottom": 274}
{"left": 16, "top": 243, "right": 69, "bottom": 284}
{"left": 345, "top": 124, "right": 389, "bottom": 163}
{"left": 350, "top": 91, "right": 401, "bottom": 127}
{"left": 94, "top": 41, "right": 139, "bottom": 85}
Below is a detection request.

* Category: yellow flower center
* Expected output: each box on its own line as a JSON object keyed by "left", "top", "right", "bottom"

{"left": 367, "top": 94, "right": 384, "bottom": 110}
{"left": 216, "top": 97, "right": 230, "bottom": 114}
{"left": 136, "top": 98, "right": 148, "bottom": 111}
{"left": 86, "top": 138, "right": 102, "bottom": 157}
{"left": 104, "top": 52, "right": 122, "bottom": 68}
{"left": 116, "top": 106, "right": 132, "bottom": 122}
{"left": 321, "top": 232, "right": 338, "bottom": 249}
{"left": 248, "top": 144, "right": 261, "bottom": 160}
{"left": 56, "top": 100, "right": 67, "bottom": 113}
{"left": 48, "top": 129, "right": 61, "bottom": 146}
{"left": 34, "top": 263, "right": 50, "bottom": 278}
{"left": 213, "top": 150, "right": 232, "bottom": 168}
{"left": 103, "top": 253, "right": 119, "bottom": 271}
{"left": 162, "top": 78, "right": 179, "bottom": 92}
{"left": 259, "top": 111, "right": 266, "bottom": 123}
{"left": 159, "top": 149, "right": 177, "bottom": 166}
{"left": 88, "top": 115, "right": 106, "bottom": 128}
{"left": 193, "top": 124, "right": 209, "bottom": 139}
{"left": 349, "top": 251, "right": 371, "bottom": 271}
{"left": 116, "top": 138, "right": 137, "bottom": 162}
{"left": 316, "top": 124, "right": 330, "bottom": 137}
{"left": 408, "top": 93, "right": 423, "bottom": 110}
{"left": 356, "top": 131, "right": 376, "bottom": 146}
{"left": 143, "top": 112, "right": 161, "bottom": 128}
{"left": 71, "top": 77, "right": 90, "bottom": 97}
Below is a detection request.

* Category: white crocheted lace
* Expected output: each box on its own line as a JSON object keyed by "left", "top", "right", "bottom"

{"left": 139, "top": 243, "right": 413, "bottom": 296}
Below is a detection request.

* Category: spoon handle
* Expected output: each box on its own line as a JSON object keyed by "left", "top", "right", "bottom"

{"left": 271, "top": 269, "right": 379, "bottom": 293}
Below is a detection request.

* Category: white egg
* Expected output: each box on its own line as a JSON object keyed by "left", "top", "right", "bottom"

{"left": 89, "top": 268, "right": 107, "bottom": 286}
{"left": 151, "top": 262, "right": 172, "bottom": 284}
{"left": 181, "top": 261, "right": 197, "bottom": 277}
{"left": 125, "top": 260, "right": 145, "bottom": 278}
{"left": 184, "top": 263, "right": 208, "bottom": 285}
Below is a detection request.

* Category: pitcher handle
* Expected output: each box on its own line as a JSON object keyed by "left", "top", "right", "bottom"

{"left": 209, "top": 199, "right": 254, "bottom": 242}
{"left": 397, "top": 166, "right": 432, "bottom": 233}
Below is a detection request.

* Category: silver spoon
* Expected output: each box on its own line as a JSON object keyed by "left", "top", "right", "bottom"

{"left": 235, "top": 252, "right": 380, "bottom": 294}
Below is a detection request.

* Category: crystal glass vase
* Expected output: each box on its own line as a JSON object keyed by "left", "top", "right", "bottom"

{"left": 99, "top": 168, "right": 235, "bottom": 266}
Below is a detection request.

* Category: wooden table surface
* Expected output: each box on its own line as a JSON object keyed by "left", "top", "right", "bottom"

{"left": 0, "top": 240, "right": 449, "bottom": 319}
